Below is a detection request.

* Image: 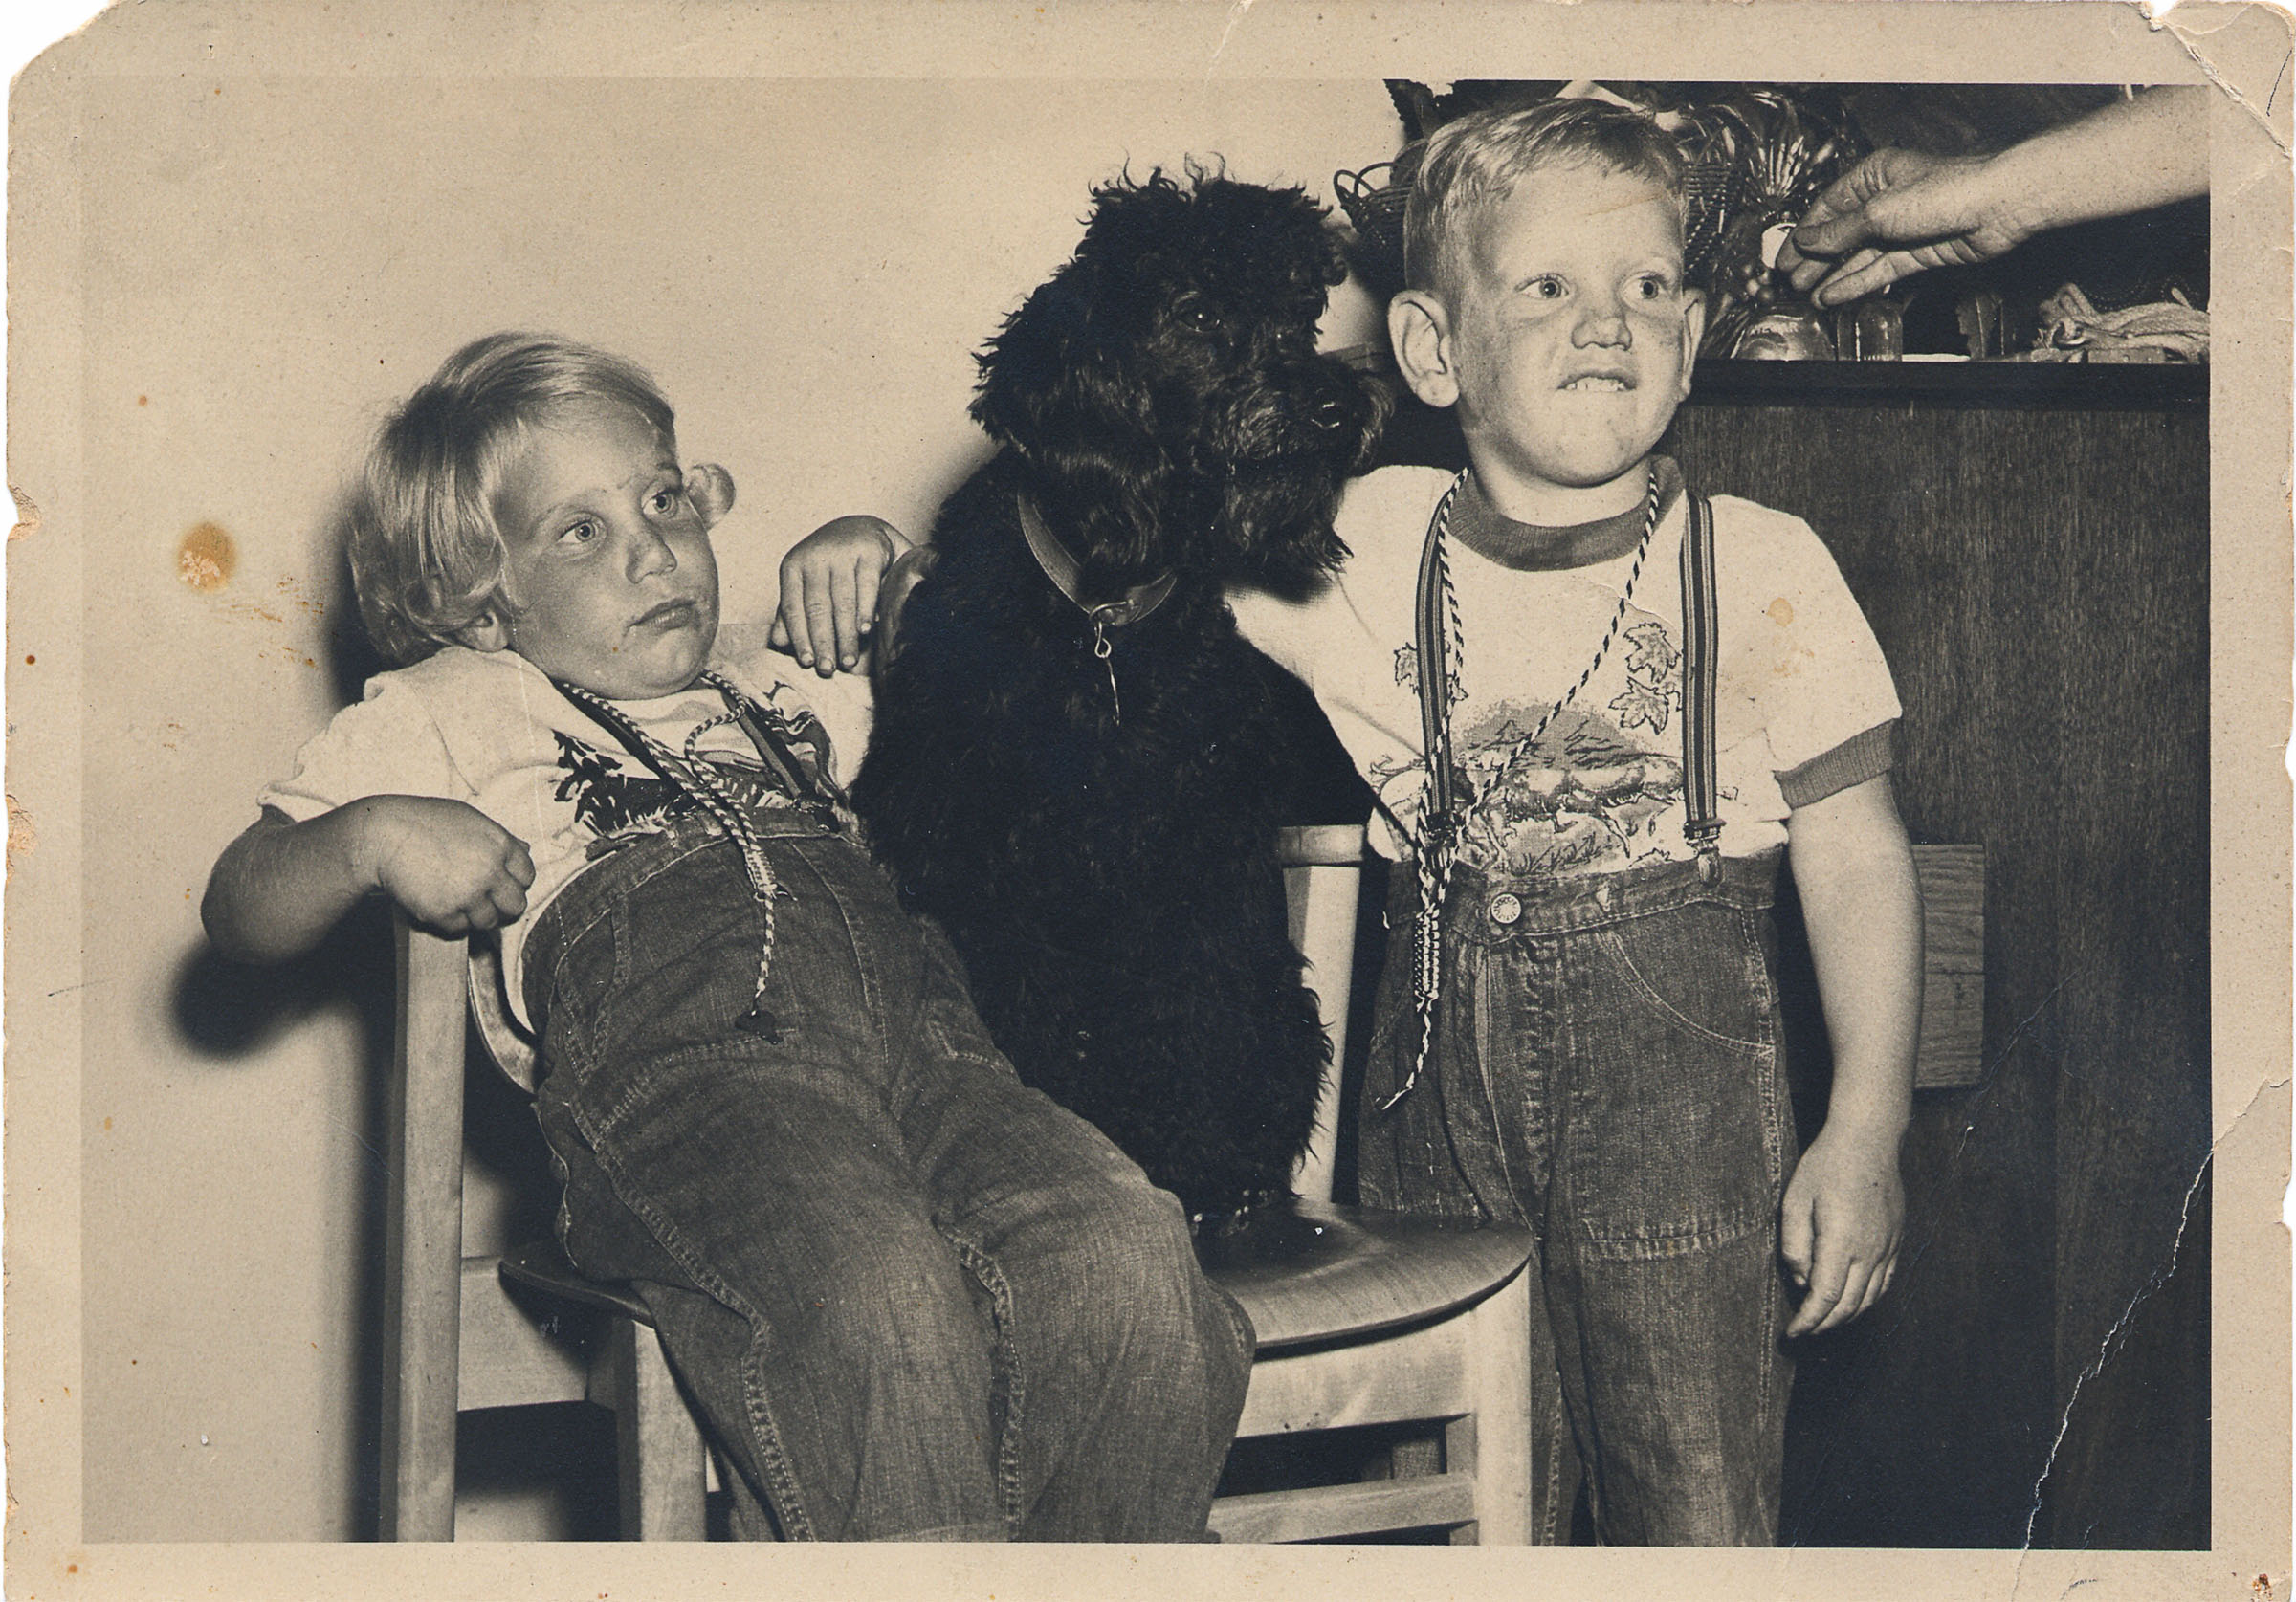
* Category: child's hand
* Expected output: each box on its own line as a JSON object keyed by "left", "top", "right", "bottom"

{"left": 1778, "top": 1121, "right": 1905, "bottom": 1338}
{"left": 769, "top": 516, "right": 913, "bottom": 676}
{"left": 364, "top": 796, "right": 536, "bottom": 935}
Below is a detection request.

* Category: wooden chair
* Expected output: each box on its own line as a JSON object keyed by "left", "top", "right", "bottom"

{"left": 379, "top": 919, "right": 710, "bottom": 1540}
{"left": 1202, "top": 826, "right": 1536, "bottom": 1542}
{"left": 379, "top": 823, "right": 1540, "bottom": 1543}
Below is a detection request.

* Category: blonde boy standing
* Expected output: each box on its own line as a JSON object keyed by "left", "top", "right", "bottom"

{"left": 1228, "top": 99, "right": 1921, "bottom": 1544}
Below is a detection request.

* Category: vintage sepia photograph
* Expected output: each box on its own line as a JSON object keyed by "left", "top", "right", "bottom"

{"left": 6, "top": 3, "right": 2287, "bottom": 1598}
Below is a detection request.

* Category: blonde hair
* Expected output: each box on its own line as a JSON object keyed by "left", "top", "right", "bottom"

{"left": 348, "top": 331, "right": 676, "bottom": 665}
{"left": 1402, "top": 99, "right": 1689, "bottom": 299}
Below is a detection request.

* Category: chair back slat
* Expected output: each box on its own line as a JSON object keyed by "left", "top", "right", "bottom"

{"left": 378, "top": 919, "right": 472, "bottom": 1540}
{"left": 1278, "top": 824, "right": 1366, "bottom": 1204}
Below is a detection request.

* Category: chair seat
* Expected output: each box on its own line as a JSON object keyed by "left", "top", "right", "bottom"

{"left": 1198, "top": 1199, "right": 1533, "bottom": 1352}
{"left": 504, "top": 1201, "right": 1532, "bottom": 1358}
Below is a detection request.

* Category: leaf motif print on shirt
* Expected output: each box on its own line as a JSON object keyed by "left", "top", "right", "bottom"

{"left": 1450, "top": 606, "right": 1689, "bottom": 880}
{"left": 551, "top": 731, "right": 699, "bottom": 839}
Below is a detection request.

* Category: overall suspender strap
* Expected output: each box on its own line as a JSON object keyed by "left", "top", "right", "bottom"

{"left": 1413, "top": 485, "right": 1457, "bottom": 838}
{"left": 1680, "top": 491, "right": 1723, "bottom": 877}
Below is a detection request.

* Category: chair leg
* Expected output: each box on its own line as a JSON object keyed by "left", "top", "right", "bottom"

{"left": 604, "top": 1319, "right": 710, "bottom": 1540}
{"left": 1458, "top": 1266, "right": 1536, "bottom": 1545}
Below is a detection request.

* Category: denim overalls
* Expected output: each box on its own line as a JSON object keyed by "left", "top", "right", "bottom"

{"left": 1360, "top": 489, "right": 1798, "bottom": 1545}
{"left": 519, "top": 737, "right": 1252, "bottom": 1541}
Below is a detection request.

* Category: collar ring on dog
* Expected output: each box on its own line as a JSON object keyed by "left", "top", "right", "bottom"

{"left": 1020, "top": 494, "right": 1180, "bottom": 725}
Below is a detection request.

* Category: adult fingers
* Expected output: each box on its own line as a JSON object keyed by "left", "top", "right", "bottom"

{"left": 854, "top": 552, "right": 884, "bottom": 645}
{"left": 1810, "top": 248, "right": 1919, "bottom": 308}
{"left": 1789, "top": 147, "right": 1937, "bottom": 259}
{"left": 1786, "top": 162, "right": 1890, "bottom": 259}
{"left": 772, "top": 580, "right": 813, "bottom": 667}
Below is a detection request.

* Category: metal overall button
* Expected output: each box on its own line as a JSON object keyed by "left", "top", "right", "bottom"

{"left": 1488, "top": 892, "right": 1523, "bottom": 927}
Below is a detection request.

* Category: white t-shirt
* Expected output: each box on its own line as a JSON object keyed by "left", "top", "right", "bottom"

{"left": 257, "top": 643, "right": 873, "bottom": 1022}
{"left": 1229, "top": 462, "right": 1901, "bottom": 874}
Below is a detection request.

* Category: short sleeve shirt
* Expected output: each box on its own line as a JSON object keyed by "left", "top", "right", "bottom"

{"left": 256, "top": 644, "right": 874, "bottom": 1020}
{"left": 1228, "top": 461, "right": 1900, "bottom": 873}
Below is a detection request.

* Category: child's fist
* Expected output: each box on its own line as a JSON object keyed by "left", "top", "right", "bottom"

{"left": 364, "top": 797, "right": 536, "bottom": 935}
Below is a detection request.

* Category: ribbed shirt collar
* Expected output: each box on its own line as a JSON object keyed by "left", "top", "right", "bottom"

{"left": 1449, "top": 456, "right": 1684, "bottom": 571}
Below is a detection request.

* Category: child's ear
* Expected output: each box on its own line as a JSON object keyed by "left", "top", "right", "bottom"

{"left": 686, "top": 463, "right": 737, "bottom": 527}
{"left": 1388, "top": 290, "right": 1459, "bottom": 410}
{"left": 455, "top": 603, "right": 514, "bottom": 654}
{"left": 1676, "top": 289, "right": 1710, "bottom": 398}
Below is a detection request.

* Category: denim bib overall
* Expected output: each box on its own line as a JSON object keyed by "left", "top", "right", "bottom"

{"left": 519, "top": 715, "right": 1251, "bottom": 1542}
{"left": 1359, "top": 489, "right": 1798, "bottom": 1545}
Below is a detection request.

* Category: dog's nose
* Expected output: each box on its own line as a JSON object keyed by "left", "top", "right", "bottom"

{"left": 1308, "top": 395, "right": 1351, "bottom": 432}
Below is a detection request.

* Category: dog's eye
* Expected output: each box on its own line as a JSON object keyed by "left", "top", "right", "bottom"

{"left": 1179, "top": 303, "right": 1224, "bottom": 338}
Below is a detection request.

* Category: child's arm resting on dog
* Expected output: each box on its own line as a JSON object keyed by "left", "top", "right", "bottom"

{"left": 770, "top": 515, "right": 916, "bottom": 675}
{"left": 202, "top": 799, "right": 536, "bottom": 963}
{"left": 1778, "top": 773, "right": 1920, "bottom": 1338}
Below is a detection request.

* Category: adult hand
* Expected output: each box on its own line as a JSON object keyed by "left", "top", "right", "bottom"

{"left": 1777, "top": 147, "right": 2031, "bottom": 307}
{"left": 1777, "top": 89, "right": 2208, "bottom": 309}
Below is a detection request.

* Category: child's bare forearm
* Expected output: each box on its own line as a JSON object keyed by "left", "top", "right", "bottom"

{"left": 1788, "top": 775, "right": 1921, "bottom": 1145}
{"left": 204, "top": 795, "right": 537, "bottom": 962}
{"left": 202, "top": 804, "right": 386, "bottom": 964}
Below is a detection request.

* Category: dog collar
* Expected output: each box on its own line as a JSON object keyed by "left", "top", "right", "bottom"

{"left": 1017, "top": 495, "right": 1179, "bottom": 633}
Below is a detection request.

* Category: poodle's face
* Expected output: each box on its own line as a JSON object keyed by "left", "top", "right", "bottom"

{"left": 972, "top": 171, "right": 1391, "bottom": 588}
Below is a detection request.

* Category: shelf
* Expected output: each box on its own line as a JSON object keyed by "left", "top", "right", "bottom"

{"left": 1686, "top": 357, "right": 2206, "bottom": 410}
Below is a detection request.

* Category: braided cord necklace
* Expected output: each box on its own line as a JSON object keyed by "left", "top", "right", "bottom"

{"left": 553, "top": 670, "right": 786, "bottom": 1034}
{"left": 1387, "top": 461, "right": 1662, "bottom": 1112}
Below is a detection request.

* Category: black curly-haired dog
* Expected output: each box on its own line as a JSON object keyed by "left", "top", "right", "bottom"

{"left": 851, "top": 169, "right": 1389, "bottom": 1225}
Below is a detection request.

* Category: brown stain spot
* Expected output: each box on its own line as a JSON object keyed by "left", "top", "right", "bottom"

{"left": 10, "top": 485, "right": 41, "bottom": 541}
{"left": 1767, "top": 597, "right": 1795, "bottom": 627}
{"left": 179, "top": 523, "right": 236, "bottom": 592}
{"left": 7, "top": 796, "right": 34, "bottom": 882}
{"left": 102, "top": 1118, "right": 112, "bottom": 1131}
{"left": 22, "top": 655, "right": 32, "bottom": 666}
{"left": 138, "top": 395, "right": 148, "bottom": 406}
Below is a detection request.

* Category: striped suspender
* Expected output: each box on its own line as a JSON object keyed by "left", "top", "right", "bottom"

{"left": 1412, "top": 481, "right": 1460, "bottom": 847}
{"left": 1391, "top": 477, "right": 1722, "bottom": 1114}
{"left": 1416, "top": 485, "right": 1722, "bottom": 865}
{"left": 1680, "top": 492, "right": 1724, "bottom": 878}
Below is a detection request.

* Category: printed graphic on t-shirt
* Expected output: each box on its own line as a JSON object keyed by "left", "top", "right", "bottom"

{"left": 1372, "top": 601, "right": 1720, "bottom": 879}
{"left": 550, "top": 733, "right": 701, "bottom": 838}
{"left": 546, "top": 682, "right": 843, "bottom": 844}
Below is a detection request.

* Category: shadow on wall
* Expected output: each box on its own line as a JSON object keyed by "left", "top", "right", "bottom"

{"left": 166, "top": 481, "right": 565, "bottom": 1537}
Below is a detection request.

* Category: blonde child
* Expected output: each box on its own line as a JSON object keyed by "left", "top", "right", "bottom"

{"left": 203, "top": 332, "right": 1252, "bottom": 1542}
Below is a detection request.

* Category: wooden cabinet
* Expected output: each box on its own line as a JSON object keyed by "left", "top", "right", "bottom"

{"left": 1670, "top": 362, "right": 2207, "bottom": 1548}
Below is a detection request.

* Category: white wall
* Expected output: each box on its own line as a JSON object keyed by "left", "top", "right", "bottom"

{"left": 50, "top": 57, "right": 1396, "bottom": 1541}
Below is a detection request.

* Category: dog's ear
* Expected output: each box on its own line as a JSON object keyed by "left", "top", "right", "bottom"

{"left": 971, "top": 274, "right": 1133, "bottom": 458}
